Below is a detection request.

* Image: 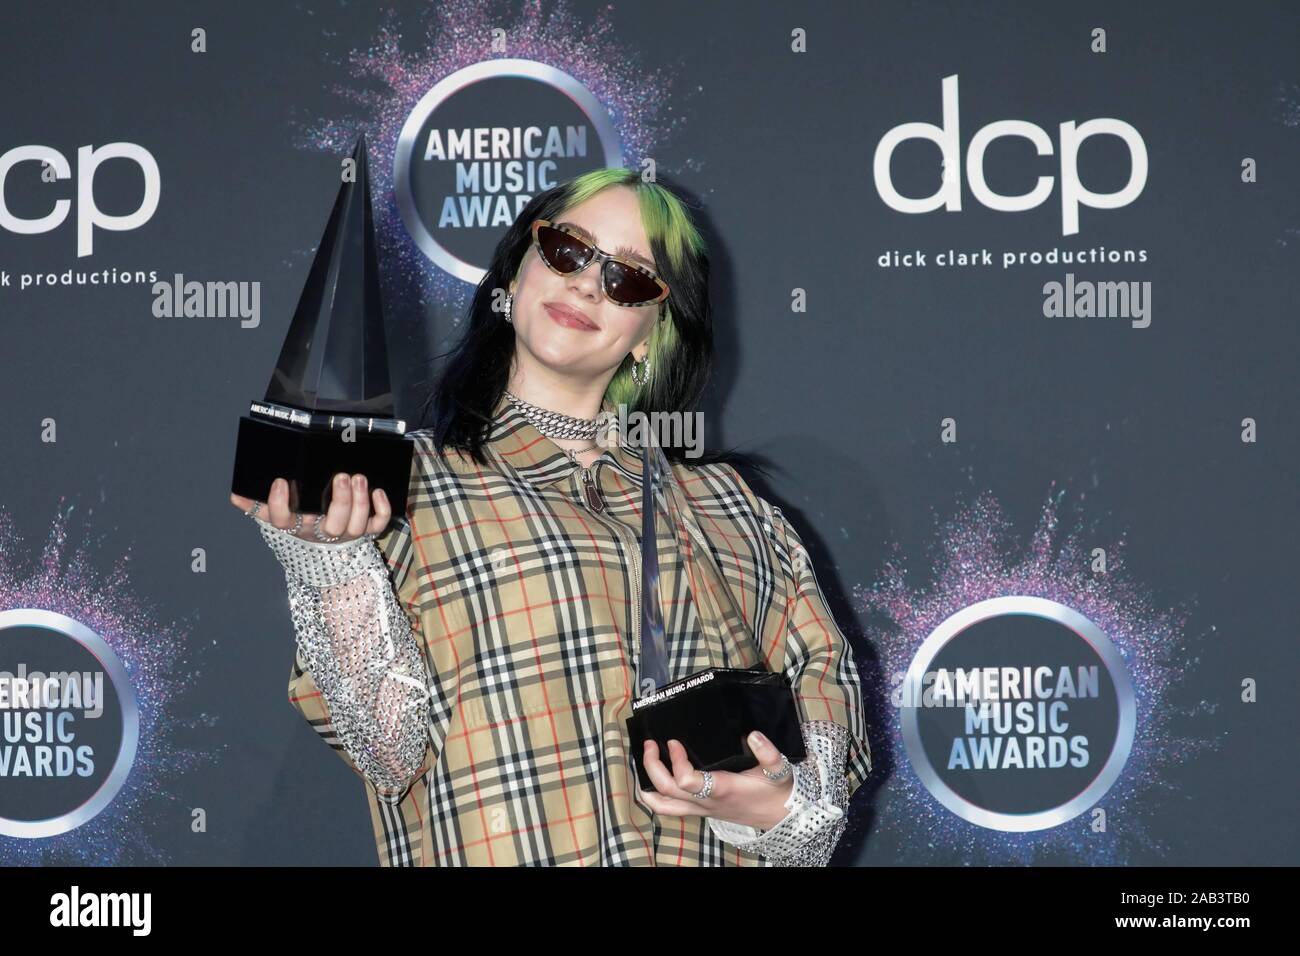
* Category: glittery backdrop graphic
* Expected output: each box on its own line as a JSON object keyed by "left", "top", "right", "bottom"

{"left": 0, "top": 502, "right": 214, "bottom": 865}
{"left": 1274, "top": 79, "right": 1300, "bottom": 249}
{"left": 855, "top": 484, "right": 1223, "bottom": 865}
{"left": 288, "top": 0, "right": 702, "bottom": 324}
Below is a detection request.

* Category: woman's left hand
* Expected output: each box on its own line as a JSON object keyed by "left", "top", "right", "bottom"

{"left": 637, "top": 730, "right": 795, "bottom": 831}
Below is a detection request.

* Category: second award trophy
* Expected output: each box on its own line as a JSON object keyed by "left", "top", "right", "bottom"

{"left": 625, "top": 432, "right": 806, "bottom": 792}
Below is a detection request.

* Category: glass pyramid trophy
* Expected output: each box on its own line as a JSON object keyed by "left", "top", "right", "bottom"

{"left": 625, "top": 429, "right": 806, "bottom": 792}
{"left": 230, "top": 133, "right": 414, "bottom": 515}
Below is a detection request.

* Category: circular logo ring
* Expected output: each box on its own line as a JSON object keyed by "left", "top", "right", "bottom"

{"left": 0, "top": 608, "right": 139, "bottom": 838}
{"left": 393, "top": 58, "right": 625, "bottom": 284}
{"left": 900, "top": 595, "right": 1136, "bottom": 832}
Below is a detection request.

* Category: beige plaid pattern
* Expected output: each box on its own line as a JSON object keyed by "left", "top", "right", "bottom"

{"left": 286, "top": 393, "right": 871, "bottom": 865}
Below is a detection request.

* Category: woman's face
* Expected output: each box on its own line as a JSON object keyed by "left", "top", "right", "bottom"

{"left": 509, "top": 185, "right": 663, "bottom": 382}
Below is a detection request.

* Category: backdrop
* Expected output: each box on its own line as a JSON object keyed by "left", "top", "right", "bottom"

{"left": 0, "top": 0, "right": 1295, "bottom": 866}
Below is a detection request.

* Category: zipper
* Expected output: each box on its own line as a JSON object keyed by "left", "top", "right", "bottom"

{"left": 580, "top": 464, "right": 605, "bottom": 513}
{"left": 575, "top": 461, "right": 642, "bottom": 688}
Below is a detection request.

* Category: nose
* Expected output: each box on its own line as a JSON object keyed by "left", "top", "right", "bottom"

{"left": 567, "top": 259, "right": 603, "bottom": 302}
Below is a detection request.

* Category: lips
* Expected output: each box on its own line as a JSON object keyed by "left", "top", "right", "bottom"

{"left": 544, "top": 302, "right": 598, "bottom": 331}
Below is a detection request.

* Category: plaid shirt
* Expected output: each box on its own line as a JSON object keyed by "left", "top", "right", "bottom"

{"left": 285, "top": 393, "right": 872, "bottom": 865}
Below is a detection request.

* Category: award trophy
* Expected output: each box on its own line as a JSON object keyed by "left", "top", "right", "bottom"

{"left": 230, "top": 134, "right": 414, "bottom": 515}
{"left": 625, "top": 431, "right": 806, "bottom": 792}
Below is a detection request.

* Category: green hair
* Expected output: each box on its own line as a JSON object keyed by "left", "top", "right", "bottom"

{"left": 538, "top": 167, "right": 708, "bottom": 413}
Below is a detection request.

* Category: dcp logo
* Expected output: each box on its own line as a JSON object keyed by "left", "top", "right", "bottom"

{"left": 873, "top": 74, "right": 1147, "bottom": 236}
{"left": 0, "top": 143, "right": 161, "bottom": 256}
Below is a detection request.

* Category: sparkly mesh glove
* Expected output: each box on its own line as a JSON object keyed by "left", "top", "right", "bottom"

{"left": 706, "top": 719, "right": 851, "bottom": 866}
{"left": 258, "top": 520, "right": 430, "bottom": 802}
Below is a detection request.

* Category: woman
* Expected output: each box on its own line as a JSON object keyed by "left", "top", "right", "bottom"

{"left": 230, "top": 167, "right": 871, "bottom": 866}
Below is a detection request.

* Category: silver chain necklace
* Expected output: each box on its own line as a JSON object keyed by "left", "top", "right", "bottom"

{"left": 505, "top": 390, "right": 601, "bottom": 445}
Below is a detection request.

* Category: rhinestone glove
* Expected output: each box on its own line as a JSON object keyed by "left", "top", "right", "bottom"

{"left": 706, "top": 719, "right": 851, "bottom": 866}
{"left": 258, "top": 520, "right": 431, "bottom": 803}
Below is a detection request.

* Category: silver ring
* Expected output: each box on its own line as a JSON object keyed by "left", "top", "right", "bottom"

{"left": 288, "top": 512, "right": 304, "bottom": 534}
{"left": 689, "top": 770, "right": 714, "bottom": 800}
{"left": 762, "top": 754, "right": 792, "bottom": 782}
{"left": 245, "top": 501, "right": 262, "bottom": 518}
{"left": 312, "top": 518, "right": 341, "bottom": 543}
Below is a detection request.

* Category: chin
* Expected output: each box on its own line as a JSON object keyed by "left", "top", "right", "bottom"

{"left": 523, "top": 314, "right": 601, "bottom": 351}
{"left": 525, "top": 331, "right": 600, "bottom": 369}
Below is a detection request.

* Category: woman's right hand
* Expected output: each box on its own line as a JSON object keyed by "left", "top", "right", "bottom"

{"left": 229, "top": 473, "right": 392, "bottom": 543}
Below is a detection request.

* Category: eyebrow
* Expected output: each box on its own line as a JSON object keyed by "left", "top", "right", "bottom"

{"left": 556, "top": 221, "right": 658, "bottom": 271}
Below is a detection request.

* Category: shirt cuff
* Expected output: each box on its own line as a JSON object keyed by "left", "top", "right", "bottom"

{"left": 705, "top": 720, "right": 851, "bottom": 865}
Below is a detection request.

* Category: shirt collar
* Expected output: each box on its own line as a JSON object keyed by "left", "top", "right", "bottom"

{"left": 487, "top": 392, "right": 646, "bottom": 488}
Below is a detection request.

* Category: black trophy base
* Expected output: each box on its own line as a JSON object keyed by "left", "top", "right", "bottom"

{"left": 625, "top": 666, "right": 806, "bottom": 792}
{"left": 231, "top": 413, "right": 414, "bottom": 516}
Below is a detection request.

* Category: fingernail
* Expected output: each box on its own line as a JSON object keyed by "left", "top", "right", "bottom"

{"left": 749, "top": 731, "right": 767, "bottom": 748}
{"left": 335, "top": 473, "right": 346, "bottom": 486}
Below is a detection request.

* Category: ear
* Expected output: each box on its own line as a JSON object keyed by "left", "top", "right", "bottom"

{"left": 632, "top": 328, "right": 655, "bottom": 360}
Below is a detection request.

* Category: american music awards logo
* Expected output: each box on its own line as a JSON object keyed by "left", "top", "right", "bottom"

{"left": 293, "top": 5, "right": 672, "bottom": 305}
{"left": 393, "top": 59, "right": 623, "bottom": 282}
{"left": 0, "top": 608, "right": 138, "bottom": 838}
{"left": 898, "top": 596, "right": 1135, "bottom": 832}
{"left": 0, "top": 507, "right": 210, "bottom": 865}
{"left": 863, "top": 488, "right": 1220, "bottom": 864}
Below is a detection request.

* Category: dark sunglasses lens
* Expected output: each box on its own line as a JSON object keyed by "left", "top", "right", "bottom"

{"left": 604, "top": 260, "right": 663, "bottom": 305}
{"left": 538, "top": 226, "right": 592, "bottom": 273}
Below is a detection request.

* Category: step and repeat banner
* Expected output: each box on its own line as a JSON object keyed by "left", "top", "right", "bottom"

{"left": 0, "top": 0, "right": 1295, "bottom": 875}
